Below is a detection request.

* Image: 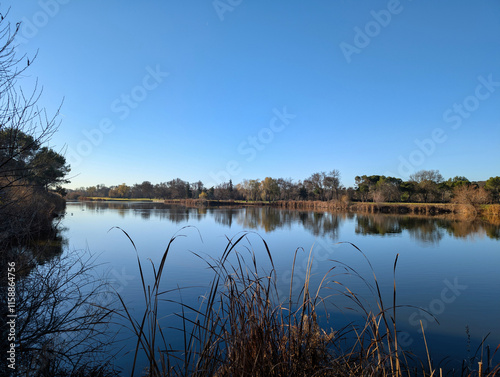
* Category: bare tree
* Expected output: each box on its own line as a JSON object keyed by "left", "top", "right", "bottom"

{"left": 276, "top": 177, "right": 294, "bottom": 200}
{"left": 409, "top": 170, "right": 443, "bottom": 203}
{"left": 323, "top": 169, "right": 341, "bottom": 201}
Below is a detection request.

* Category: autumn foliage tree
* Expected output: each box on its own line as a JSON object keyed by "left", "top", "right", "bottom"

{"left": 261, "top": 177, "right": 280, "bottom": 202}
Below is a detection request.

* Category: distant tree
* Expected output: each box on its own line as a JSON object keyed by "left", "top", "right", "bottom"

{"left": 438, "top": 176, "right": 470, "bottom": 202}
{"left": 302, "top": 179, "right": 313, "bottom": 200}
{"left": 409, "top": 170, "right": 443, "bottom": 203}
{"left": 155, "top": 182, "right": 170, "bottom": 199}
{"left": 119, "top": 183, "right": 131, "bottom": 198}
{"left": 400, "top": 181, "right": 416, "bottom": 202}
{"left": 485, "top": 176, "right": 500, "bottom": 203}
{"left": 248, "top": 179, "right": 261, "bottom": 201}
{"left": 213, "top": 182, "right": 232, "bottom": 200}
{"left": 452, "top": 185, "right": 490, "bottom": 213}
{"left": 235, "top": 181, "right": 247, "bottom": 200}
{"left": 355, "top": 176, "right": 370, "bottom": 202}
{"left": 354, "top": 175, "right": 388, "bottom": 202}
{"left": 185, "top": 183, "right": 192, "bottom": 199}
{"left": 191, "top": 180, "right": 205, "bottom": 198}
{"left": 309, "top": 172, "right": 325, "bottom": 200}
{"left": 345, "top": 187, "right": 356, "bottom": 201}
{"left": 323, "top": 169, "right": 341, "bottom": 200}
{"left": 372, "top": 176, "right": 401, "bottom": 202}
{"left": 167, "top": 178, "right": 189, "bottom": 198}
{"left": 138, "top": 181, "right": 154, "bottom": 198}
{"left": 95, "top": 184, "right": 110, "bottom": 197}
{"left": 450, "top": 176, "right": 470, "bottom": 186}
{"left": 261, "top": 177, "right": 280, "bottom": 202}
{"left": 61, "top": 170, "right": 500, "bottom": 206}
{"left": 207, "top": 186, "right": 215, "bottom": 199}
{"left": 86, "top": 186, "right": 97, "bottom": 197}
{"left": 276, "top": 178, "right": 294, "bottom": 200}
{"left": 130, "top": 183, "right": 141, "bottom": 198}
{"left": 298, "top": 184, "right": 308, "bottom": 200}
{"left": 110, "top": 183, "right": 131, "bottom": 198}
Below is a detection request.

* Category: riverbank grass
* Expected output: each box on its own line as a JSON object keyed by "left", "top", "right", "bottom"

{"left": 115, "top": 230, "right": 500, "bottom": 376}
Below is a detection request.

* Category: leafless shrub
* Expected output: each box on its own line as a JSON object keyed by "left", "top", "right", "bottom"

{"left": 1, "top": 246, "right": 119, "bottom": 376}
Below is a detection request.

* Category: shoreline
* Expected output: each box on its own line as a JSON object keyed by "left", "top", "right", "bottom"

{"left": 162, "top": 198, "right": 499, "bottom": 215}
{"left": 73, "top": 197, "right": 500, "bottom": 222}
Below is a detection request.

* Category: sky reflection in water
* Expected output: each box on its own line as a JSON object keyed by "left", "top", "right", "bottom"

{"left": 62, "top": 202, "right": 500, "bottom": 372}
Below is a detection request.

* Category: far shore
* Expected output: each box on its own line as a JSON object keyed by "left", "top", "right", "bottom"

{"left": 73, "top": 197, "right": 163, "bottom": 202}
{"left": 74, "top": 197, "right": 500, "bottom": 221}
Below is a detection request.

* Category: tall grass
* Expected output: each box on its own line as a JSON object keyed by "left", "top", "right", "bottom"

{"left": 116, "top": 229, "right": 500, "bottom": 376}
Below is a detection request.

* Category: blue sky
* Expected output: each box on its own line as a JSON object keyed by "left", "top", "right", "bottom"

{"left": 4, "top": 0, "right": 500, "bottom": 188}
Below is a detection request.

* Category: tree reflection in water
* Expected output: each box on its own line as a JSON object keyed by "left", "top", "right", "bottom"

{"left": 354, "top": 213, "right": 500, "bottom": 245}
{"left": 74, "top": 202, "right": 500, "bottom": 244}
{"left": 355, "top": 215, "right": 403, "bottom": 236}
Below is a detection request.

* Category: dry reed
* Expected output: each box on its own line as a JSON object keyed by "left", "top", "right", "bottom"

{"left": 115, "top": 229, "right": 500, "bottom": 377}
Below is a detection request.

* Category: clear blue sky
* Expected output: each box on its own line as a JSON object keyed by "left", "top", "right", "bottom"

{"left": 4, "top": 0, "right": 500, "bottom": 189}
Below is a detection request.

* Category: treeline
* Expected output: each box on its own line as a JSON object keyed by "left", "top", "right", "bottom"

{"left": 67, "top": 169, "right": 500, "bottom": 205}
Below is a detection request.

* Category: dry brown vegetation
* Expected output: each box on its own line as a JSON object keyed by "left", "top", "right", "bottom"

{"left": 116, "top": 231, "right": 500, "bottom": 376}
{"left": 275, "top": 197, "right": 351, "bottom": 211}
{"left": 0, "top": 178, "right": 65, "bottom": 244}
{"left": 451, "top": 186, "right": 491, "bottom": 217}
{"left": 483, "top": 205, "right": 500, "bottom": 219}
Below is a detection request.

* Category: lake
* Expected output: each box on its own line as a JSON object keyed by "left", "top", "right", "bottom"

{"left": 61, "top": 201, "right": 500, "bottom": 374}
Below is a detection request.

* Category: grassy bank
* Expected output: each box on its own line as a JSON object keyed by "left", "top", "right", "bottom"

{"left": 349, "top": 202, "right": 458, "bottom": 215}
{"left": 161, "top": 199, "right": 488, "bottom": 215}
{"left": 163, "top": 199, "right": 460, "bottom": 214}
{"left": 159, "top": 199, "right": 500, "bottom": 222}
{"left": 163, "top": 198, "right": 271, "bottom": 206}
{"left": 78, "top": 197, "right": 158, "bottom": 202}
{"left": 75, "top": 197, "right": 500, "bottom": 220}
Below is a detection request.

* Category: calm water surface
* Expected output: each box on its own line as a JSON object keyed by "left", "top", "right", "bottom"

{"left": 62, "top": 201, "right": 500, "bottom": 373}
